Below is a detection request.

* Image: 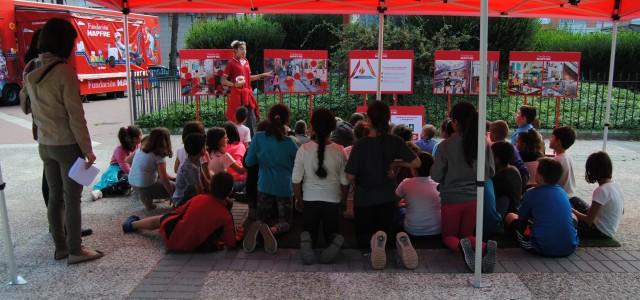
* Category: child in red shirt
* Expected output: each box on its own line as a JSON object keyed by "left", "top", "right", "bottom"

{"left": 122, "top": 172, "right": 237, "bottom": 252}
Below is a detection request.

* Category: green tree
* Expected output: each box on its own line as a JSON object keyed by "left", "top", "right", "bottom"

{"left": 184, "top": 16, "right": 285, "bottom": 74}
{"left": 264, "top": 15, "right": 343, "bottom": 50}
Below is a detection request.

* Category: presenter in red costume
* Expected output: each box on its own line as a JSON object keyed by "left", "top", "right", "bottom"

{"left": 222, "top": 40, "right": 272, "bottom": 136}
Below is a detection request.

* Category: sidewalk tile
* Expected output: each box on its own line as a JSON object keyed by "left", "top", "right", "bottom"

{"left": 167, "top": 285, "right": 202, "bottom": 293}
{"left": 494, "top": 261, "right": 506, "bottom": 273}
{"left": 572, "top": 261, "right": 597, "bottom": 272}
{"left": 182, "top": 265, "right": 211, "bottom": 273}
{"left": 257, "top": 259, "right": 277, "bottom": 272}
{"left": 228, "top": 259, "right": 246, "bottom": 271}
{"left": 347, "top": 259, "right": 366, "bottom": 272}
{"left": 542, "top": 259, "right": 567, "bottom": 273}
{"left": 613, "top": 251, "right": 637, "bottom": 261}
{"left": 161, "top": 291, "right": 198, "bottom": 299}
{"left": 132, "top": 284, "right": 167, "bottom": 292}
{"left": 211, "top": 259, "right": 231, "bottom": 271}
{"left": 529, "top": 260, "right": 551, "bottom": 272}
{"left": 628, "top": 261, "right": 640, "bottom": 271}
{"left": 557, "top": 258, "right": 581, "bottom": 273}
{"left": 176, "top": 271, "right": 208, "bottom": 279}
{"left": 614, "top": 260, "right": 640, "bottom": 272}
{"left": 146, "top": 271, "right": 178, "bottom": 279}
{"left": 139, "top": 277, "right": 172, "bottom": 285}
{"left": 598, "top": 250, "right": 624, "bottom": 261}
{"left": 272, "top": 258, "right": 291, "bottom": 272}
{"left": 586, "top": 261, "right": 611, "bottom": 272}
{"left": 601, "top": 260, "right": 626, "bottom": 272}
{"left": 585, "top": 249, "right": 609, "bottom": 260}
{"left": 573, "top": 249, "right": 596, "bottom": 261}
{"left": 300, "top": 263, "right": 321, "bottom": 272}
{"left": 154, "top": 265, "right": 183, "bottom": 272}
{"left": 501, "top": 261, "right": 521, "bottom": 273}
{"left": 514, "top": 260, "right": 537, "bottom": 273}
{"left": 242, "top": 259, "right": 260, "bottom": 271}
{"left": 128, "top": 291, "right": 166, "bottom": 299}
{"left": 319, "top": 263, "right": 336, "bottom": 273}
{"left": 172, "top": 276, "right": 206, "bottom": 286}
{"left": 626, "top": 251, "right": 640, "bottom": 260}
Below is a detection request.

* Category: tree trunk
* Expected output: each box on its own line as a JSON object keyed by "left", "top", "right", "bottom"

{"left": 169, "top": 14, "right": 179, "bottom": 72}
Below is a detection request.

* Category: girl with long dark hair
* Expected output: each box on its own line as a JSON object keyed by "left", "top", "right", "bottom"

{"left": 292, "top": 109, "right": 349, "bottom": 265}
{"left": 431, "top": 101, "right": 497, "bottom": 272}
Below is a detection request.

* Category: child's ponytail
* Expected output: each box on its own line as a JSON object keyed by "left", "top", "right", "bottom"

{"left": 117, "top": 127, "right": 128, "bottom": 149}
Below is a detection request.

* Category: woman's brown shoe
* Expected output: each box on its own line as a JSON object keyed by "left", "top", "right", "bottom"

{"left": 68, "top": 247, "right": 104, "bottom": 265}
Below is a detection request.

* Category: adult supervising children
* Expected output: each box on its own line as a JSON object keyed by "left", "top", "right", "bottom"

{"left": 221, "top": 40, "right": 272, "bottom": 136}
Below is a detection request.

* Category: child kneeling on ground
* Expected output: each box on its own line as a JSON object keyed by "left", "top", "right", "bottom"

{"left": 292, "top": 108, "right": 349, "bottom": 265}
{"left": 122, "top": 172, "right": 237, "bottom": 252}
{"left": 505, "top": 158, "right": 579, "bottom": 257}
{"left": 172, "top": 133, "right": 207, "bottom": 207}
{"left": 572, "top": 151, "right": 624, "bottom": 239}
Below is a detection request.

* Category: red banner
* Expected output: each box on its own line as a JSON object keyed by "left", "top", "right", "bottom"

{"left": 178, "top": 49, "right": 234, "bottom": 96}
{"left": 508, "top": 51, "right": 581, "bottom": 98}
{"left": 433, "top": 50, "right": 500, "bottom": 96}
{"left": 263, "top": 49, "right": 329, "bottom": 94}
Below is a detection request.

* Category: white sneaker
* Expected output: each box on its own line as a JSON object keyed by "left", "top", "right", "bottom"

{"left": 90, "top": 190, "right": 103, "bottom": 201}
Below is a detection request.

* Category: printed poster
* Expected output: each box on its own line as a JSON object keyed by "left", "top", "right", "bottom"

{"left": 349, "top": 50, "right": 414, "bottom": 94}
{"left": 433, "top": 50, "right": 500, "bottom": 96}
{"left": 178, "top": 49, "right": 234, "bottom": 96}
{"left": 508, "top": 51, "right": 581, "bottom": 98}
{"left": 263, "top": 50, "right": 329, "bottom": 94}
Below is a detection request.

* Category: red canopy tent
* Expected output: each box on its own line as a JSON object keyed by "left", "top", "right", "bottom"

{"left": 84, "top": 0, "right": 635, "bottom": 287}
{"left": 92, "top": 0, "right": 639, "bottom": 21}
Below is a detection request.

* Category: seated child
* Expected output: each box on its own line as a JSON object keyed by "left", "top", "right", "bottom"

{"left": 122, "top": 173, "right": 237, "bottom": 253}
{"left": 294, "top": 120, "right": 311, "bottom": 146}
{"left": 342, "top": 120, "right": 369, "bottom": 219}
{"left": 572, "top": 151, "right": 624, "bottom": 239}
{"left": 505, "top": 158, "right": 579, "bottom": 257}
{"left": 516, "top": 129, "right": 545, "bottom": 187}
{"left": 128, "top": 128, "right": 175, "bottom": 210}
{"left": 491, "top": 141, "right": 523, "bottom": 217}
{"left": 207, "top": 127, "right": 246, "bottom": 179}
{"left": 174, "top": 121, "right": 207, "bottom": 173}
{"left": 222, "top": 122, "right": 248, "bottom": 193}
{"left": 489, "top": 120, "right": 529, "bottom": 187}
{"left": 511, "top": 105, "right": 536, "bottom": 144}
{"left": 395, "top": 152, "right": 441, "bottom": 237}
{"left": 172, "top": 133, "right": 207, "bottom": 207}
{"left": 550, "top": 126, "right": 578, "bottom": 200}
{"left": 415, "top": 124, "right": 438, "bottom": 154}
{"left": 91, "top": 125, "right": 142, "bottom": 200}
{"left": 235, "top": 107, "right": 252, "bottom": 147}
{"left": 431, "top": 118, "right": 454, "bottom": 158}
{"left": 292, "top": 109, "right": 349, "bottom": 265}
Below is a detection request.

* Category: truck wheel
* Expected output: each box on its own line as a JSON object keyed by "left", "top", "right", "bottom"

{"left": 116, "top": 91, "right": 126, "bottom": 98}
{"left": 1, "top": 83, "right": 20, "bottom": 106}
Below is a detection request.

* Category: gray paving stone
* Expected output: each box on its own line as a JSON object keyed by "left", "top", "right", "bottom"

{"left": 557, "top": 258, "right": 581, "bottom": 273}
{"left": 132, "top": 284, "right": 167, "bottom": 292}
{"left": 629, "top": 261, "right": 640, "bottom": 271}
{"left": 598, "top": 249, "right": 624, "bottom": 260}
{"left": 128, "top": 291, "right": 166, "bottom": 299}
{"left": 614, "top": 260, "right": 640, "bottom": 272}
{"left": 573, "top": 249, "right": 596, "bottom": 261}
{"left": 586, "top": 261, "right": 611, "bottom": 272}
{"left": 167, "top": 285, "right": 202, "bottom": 293}
{"left": 514, "top": 260, "right": 537, "bottom": 273}
{"left": 601, "top": 260, "right": 626, "bottom": 272}
{"left": 211, "top": 259, "right": 231, "bottom": 271}
{"left": 146, "top": 271, "right": 178, "bottom": 279}
{"left": 182, "top": 265, "right": 210, "bottom": 272}
{"left": 586, "top": 249, "right": 609, "bottom": 260}
{"left": 154, "top": 265, "right": 184, "bottom": 272}
{"left": 573, "top": 260, "right": 597, "bottom": 272}
{"left": 257, "top": 259, "right": 277, "bottom": 272}
{"left": 500, "top": 261, "right": 521, "bottom": 273}
{"left": 161, "top": 291, "right": 198, "bottom": 299}
{"left": 529, "top": 260, "right": 552, "bottom": 272}
{"left": 228, "top": 259, "right": 246, "bottom": 271}
{"left": 626, "top": 250, "right": 640, "bottom": 260}
{"left": 542, "top": 259, "right": 567, "bottom": 273}
{"left": 613, "top": 251, "right": 637, "bottom": 261}
{"left": 158, "top": 259, "right": 189, "bottom": 267}
{"left": 139, "top": 277, "right": 172, "bottom": 285}
{"left": 172, "top": 276, "right": 206, "bottom": 286}
{"left": 242, "top": 259, "right": 260, "bottom": 271}
{"left": 494, "top": 261, "right": 507, "bottom": 273}
{"left": 176, "top": 271, "right": 208, "bottom": 279}
{"left": 271, "top": 258, "right": 291, "bottom": 272}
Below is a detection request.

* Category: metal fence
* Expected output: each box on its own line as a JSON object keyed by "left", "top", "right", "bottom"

{"left": 131, "top": 71, "right": 640, "bottom": 130}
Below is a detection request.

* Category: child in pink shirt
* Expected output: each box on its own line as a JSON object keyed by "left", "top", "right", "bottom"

{"left": 91, "top": 126, "right": 142, "bottom": 200}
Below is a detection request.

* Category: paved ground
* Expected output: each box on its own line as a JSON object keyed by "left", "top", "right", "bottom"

{"left": 1, "top": 98, "right": 640, "bottom": 299}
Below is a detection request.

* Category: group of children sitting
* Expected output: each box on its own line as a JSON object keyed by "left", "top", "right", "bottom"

{"left": 91, "top": 101, "right": 624, "bottom": 272}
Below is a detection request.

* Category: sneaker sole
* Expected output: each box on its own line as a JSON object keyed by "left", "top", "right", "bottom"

{"left": 482, "top": 240, "right": 497, "bottom": 273}
{"left": 260, "top": 224, "right": 278, "bottom": 254}
{"left": 460, "top": 238, "right": 475, "bottom": 272}
{"left": 242, "top": 221, "right": 262, "bottom": 253}
{"left": 300, "top": 231, "right": 315, "bottom": 265}
{"left": 370, "top": 232, "right": 387, "bottom": 270}
{"left": 396, "top": 233, "right": 419, "bottom": 269}
{"left": 319, "top": 234, "right": 344, "bottom": 264}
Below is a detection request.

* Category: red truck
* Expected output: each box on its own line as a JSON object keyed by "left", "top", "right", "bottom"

{"left": 0, "top": 0, "right": 161, "bottom": 105}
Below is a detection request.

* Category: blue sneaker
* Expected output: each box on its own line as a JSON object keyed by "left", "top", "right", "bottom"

{"left": 122, "top": 215, "right": 140, "bottom": 233}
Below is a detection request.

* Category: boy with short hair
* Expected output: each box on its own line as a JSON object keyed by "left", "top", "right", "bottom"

{"left": 490, "top": 120, "right": 529, "bottom": 188}
{"left": 172, "top": 133, "right": 207, "bottom": 207}
{"left": 122, "top": 172, "right": 237, "bottom": 253}
{"left": 504, "top": 158, "right": 578, "bottom": 257}
{"left": 235, "top": 107, "right": 252, "bottom": 147}
{"left": 294, "top": 120, "right": 310, "bottom": 146}
{"left": 511, "top": 105, "right": 536, "bottom": 144}
{"left": 415, "top": 124, "right": 438, "bottom": 154}
{"left": 550, "top": 126, "right": 577, "bottom": 199}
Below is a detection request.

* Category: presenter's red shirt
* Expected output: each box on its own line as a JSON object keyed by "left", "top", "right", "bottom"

{"left": 223, "top": 58, "right": 259, "bottom": 121}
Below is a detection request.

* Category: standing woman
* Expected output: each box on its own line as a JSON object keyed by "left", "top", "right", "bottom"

{"left": 19, "top": 19, "right": 102, "bottom": 264}
{"left": 221, "top": 40, "right": 272, "bottom": 136}
{"left": 430, "top": 101, "right": 496, "bottom": 272}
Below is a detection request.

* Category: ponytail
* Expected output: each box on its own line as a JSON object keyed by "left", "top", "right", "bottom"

{"left": 266, "top": 104, "right": 291, "bottom": 141}
{"left": 119, "top": 125, "right": 142, "bottom": 151}
{"left": 117, "top": 127, "right": 128, "bottom": 149}
{"left": 310, "top": 109, "right": 336, "bottom": 179}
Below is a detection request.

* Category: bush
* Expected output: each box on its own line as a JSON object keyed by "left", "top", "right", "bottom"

{"left": 532, "top": 30, "right": 640, "bottom": 75}
{"left": 264, "top": 15, "right": 343, "bottom": 50}
{"left": 184, "top": 16, "right": 285, "bottom": 74}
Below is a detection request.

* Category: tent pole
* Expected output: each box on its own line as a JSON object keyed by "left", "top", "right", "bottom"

{"left": 603, "top": 21, "right": 618, "bottom": 152}
{"left": 123, "top": 10, "right": 134, "bottom": 126}
{"left": 376, "top": 12, "right": 384, "bottom": 101}
{"left": 471, "top": 0, "right": 489, "bottom": 289}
